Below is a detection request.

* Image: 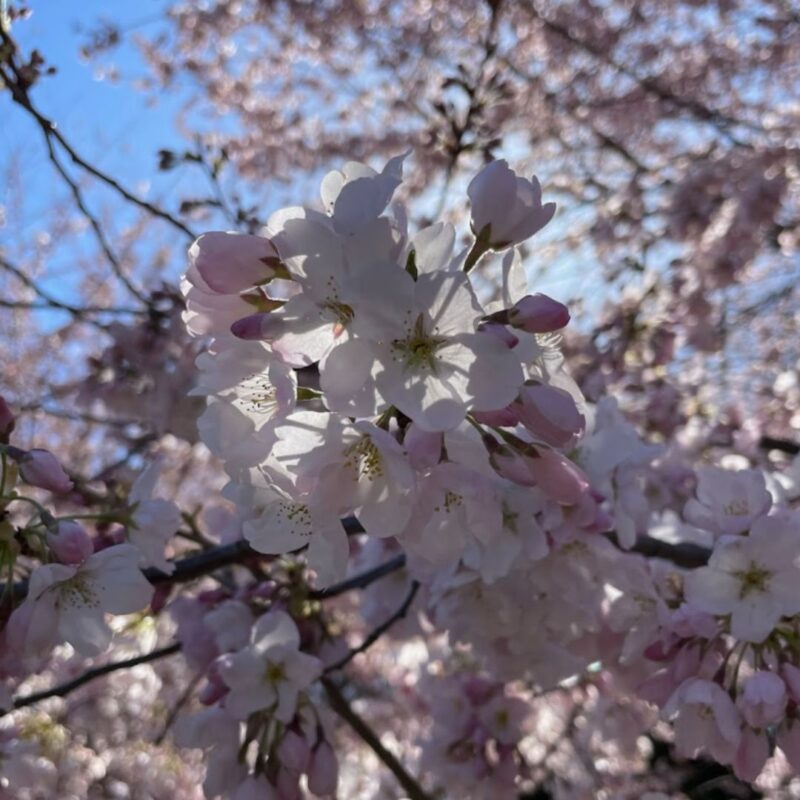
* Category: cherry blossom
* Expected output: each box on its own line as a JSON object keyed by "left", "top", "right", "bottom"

{"left": 467, "top": 159, "right": 556, "bottom": 250}
{"left": 684, "top": 512, "right": 800, "bottom": 642}
{"left": 16, "top": 449, "right": 73, "bottom": 494}
{"left": 216, "top": 610, "right": 322, "bottom": 721}
{"left": 6, "top": 545, "right": 153, "bottom": 659}
{"left": 127, "top": 461, "right": 181, "bottom": 574}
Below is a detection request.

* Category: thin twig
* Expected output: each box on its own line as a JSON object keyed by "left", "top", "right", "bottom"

{"left": 0, "top": 256, "right": 147, "bottom": 319}
{"left": 8, "top": 643, "right": 181, "bottom": 714}
{"left": 321, "top": 676, "right": 433, "bottom": 800}
{"left": 309, "top": 553, "right": 407, "bottom": 601}
{"left": 0, "top": 27, "right": 196, "bottom": 240}
{"left": 40, "top": 129, "right": 149, "bottom": 304}
{"left": 154, "top": 670, "right": 203, "bottom": 745}
{"left": 324, "top": 580, "right": 420, "bottom": 674}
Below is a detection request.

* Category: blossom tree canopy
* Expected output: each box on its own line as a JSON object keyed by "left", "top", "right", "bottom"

{"left": 1, "top": 1, "right": 800, "bottom": 798}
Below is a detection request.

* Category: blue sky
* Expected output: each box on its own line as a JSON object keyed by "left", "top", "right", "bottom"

{"left": 0, "top": 0, "right": 218, "bottom": 328}
{"left": 1, "top": 1, "right": 640, "bottom": 320}
{"left": 3, "top": 0, "right": 187, "bottom": 218}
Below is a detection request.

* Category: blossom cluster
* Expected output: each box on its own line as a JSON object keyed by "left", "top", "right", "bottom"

{"left": 5, "top": 153, "right": 800, "bottom": 798}
{"left": 0, "top": 403, "right": 178, "bottom": 676}
{"left": 175, "top": 155, "right": 696, "bottom": 793}
{"left": 184, "top": 156, "right": 614, "bottom": 589}
{"left": 634, "top": 467, "right": 800, "bottom": 781}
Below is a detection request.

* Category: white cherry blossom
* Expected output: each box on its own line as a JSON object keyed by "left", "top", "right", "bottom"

{"left": 6, "top": 545, "right": 153, "bottom": 659}
{"left": 684, "top": 512, "right": 800, "bottom": 642}
{"left": 128, "top": 461, "right": 182, "bottom": 574}
{"left": 216, "top": 610, "right": 322, "bottom": 721}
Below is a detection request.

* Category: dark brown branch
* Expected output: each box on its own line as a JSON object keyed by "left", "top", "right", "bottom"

{"left": 309, "top": 553, "right": 407, "bottom": 601}
{"left": 145, "top": 539, "right": 256, "bottom": 585}
{"left": 759, "top": 435, "right": 800, "bottom": 456}
{"left": 3, "top": 531, "right": 713, "bottom": 605}
{"left": 5, "top": 534, "right": 407, "bottom": 603}
{"left": 324, "top": 580, "right": 420, "bottom": 674}
{"left": 620, "top": 534, "right": 711, "bottom": 569}
{"left": 321, "top": 676, "right": 433, "bottom": 800}
{"left": 8, "top": 642, "right": 181, "bottom": 714}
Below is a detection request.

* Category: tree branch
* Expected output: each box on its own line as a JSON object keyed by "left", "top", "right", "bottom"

{"left": 8, "top": 642, "right": 181, "bottom": 715}
{"left": 0, "top": 255, "right": 147, "bottom": 321}
{"left": 324, "top": 580, "right": 420, "bottom": 674}
{"left": 0, "top": 27, "right": 196, "bottom": 241}
{"left": 759, "top": 435, "right": 800, "bottom": 456}
{"left": 144, "top": 539, "right": 256, "bottom": 586}
{"left": 309, "top": 553, "right": 407, "bottom": 601}
{"left": 321, "top": 676, "right": 433, "bottom": 800}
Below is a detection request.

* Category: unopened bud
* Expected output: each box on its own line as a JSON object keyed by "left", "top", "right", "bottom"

{"left": 307, "top": 740, "right": 339, "bottom": 796}
{"left": 508, "top": 293, "right": 570, "bottom": 333}
{"left": 46, "top": 520, "right": 94, "bottom": 565}
{"left": 18, "top": 449, "right": 73, "bottom": 494}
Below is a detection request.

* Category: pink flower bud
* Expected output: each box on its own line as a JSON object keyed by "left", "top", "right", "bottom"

{"left": 508, "top": 294, "right": 570, "bottom": 333}
{"left": 782, "top": 663, "right": 800, "bottom": 702}
{"left": 778, "top": 722, "right": 800, "bottom": 773}
{"left": 46, "top": 521, "right": 94, "bottom": 565}
{"left": 307, "top": 741, "right": 338, "bottom": 795}
{"left": 232, "top": 776, "right": 278, "bottom": 800}
{"left": 189, "top": 231, "right": 280, "bottom": 294}
{"left": 249, "top": 579, "right": 278, "bottom": 600}
{"left": 467, "top": 160, "right": 556, "bottom": 248}
{"left": 0, "top": 396, "right": 14, "bottom": 439}
{"left": 150, "top": 583, "right": 173, "bottom": 615}
{"left": 738, "top": 671, "right": 786, "bottom": 728}
{"left": 230, "top": 312, "right": 271, "bottom": 340}
{"left": 733, "top": 727, "right": 769, "bottom": 782}
{"left": 488, "top": 443, "right": 536, "bottom": 487}
{"left": 198, "top": 669, "right": 229, "bottom": 706}
{"left": 278, "top": 729, "right": 311, "bottom": 773}
{"left": 514, "top": 384, "right": 585, "bottom": 448}
{"left": 18, "top": 449, "right": 73, "bottom": 494}
{"left": 275, "top": 766, "right": 302, "bottom": 800}
{"left": 526, "top": 448, "right": 590, "bottom": 505}
{"left": 463, "top": 675, "right": 496, "bottom": 706}
{"left": 643, "top": 638, "right": 679, "bottom": 662}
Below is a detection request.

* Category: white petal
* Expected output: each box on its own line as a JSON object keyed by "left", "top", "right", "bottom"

{"left": 307, "top": 524, "right": 350, "bottom": 587}
{"left": 730, "top": 592, "right": 783, "bottom": 643}
{"left": 59, "top": 604, "right": 112, "bottom": 656}
{"left": 252, "top": 610, "right": 300, "bottom": 651}
{"left": 244, "top": 499, "right": 314, "bottom": 554}
{"left": 413, "top": 222, "right": 455, "bottom": 273}
{"left": 684, "top": 567, "right": 739, "bottom": 614}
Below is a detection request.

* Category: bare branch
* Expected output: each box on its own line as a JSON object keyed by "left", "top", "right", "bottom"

{"left": 324, "top": 580, "right": 420, "bottom": 674}
{"left": 321, "top": 676, "right": 433, "bottom": 800}
{"left": 8, "top": 643, "right": 181, "bottom": 715}
{"left": 0, "top": 27, "right": 196, "bottom": 241}
{"left": 0, "top": 256, "right": 147, "bottom": 320}
{"left": 309, "top": 553, "right": 407, "bottom": 601}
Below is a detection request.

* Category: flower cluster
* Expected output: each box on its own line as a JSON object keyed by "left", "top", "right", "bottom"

{"left": 0, "top": 401, "right": 179, "bottom": 672}
{"left": 174, "top": 604, "right": 337, "bottom": 799}
{"left": 184, "top": 156, "right": 624, "bottom": 594}
{"left": 418, "top": 671, "right": 531, "bottom": 798}
{"left": 639, "top": 467, "right": 800, "bottom": 781}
